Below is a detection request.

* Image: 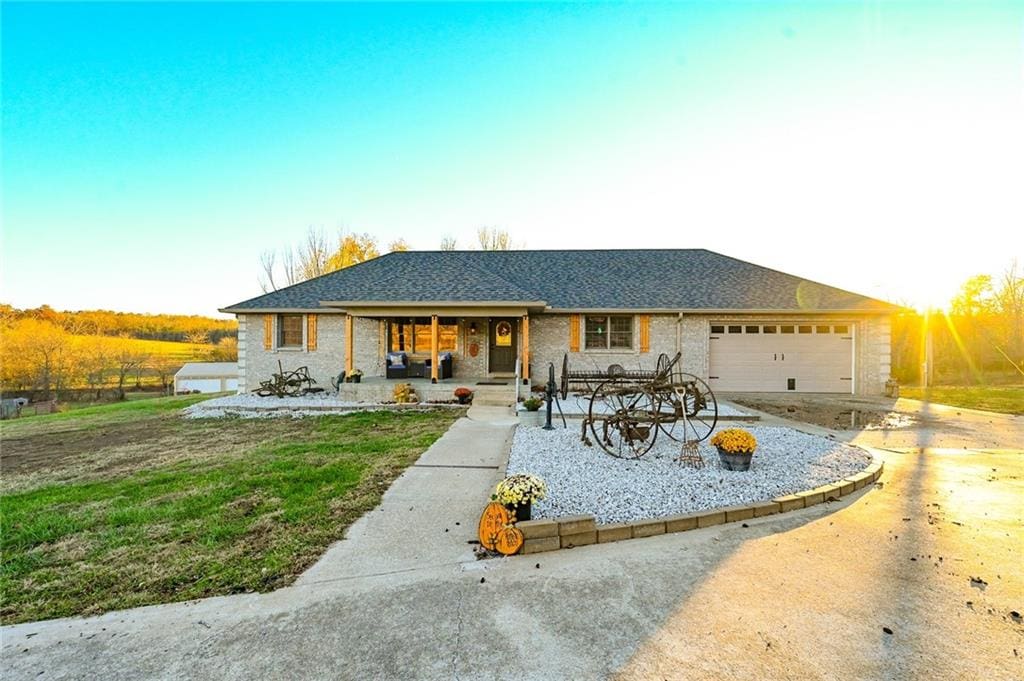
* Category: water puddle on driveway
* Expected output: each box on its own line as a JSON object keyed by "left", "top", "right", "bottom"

{"left": 857, "top": 411, "right": 916, "bottom": 430}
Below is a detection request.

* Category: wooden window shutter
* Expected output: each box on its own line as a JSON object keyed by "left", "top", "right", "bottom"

{"left": 639, "top": 315, "right": 650, "bottom": 353}
{"left": 569, "top": 314, "right": 580, "bottom": 353}
{"left": 263, "top": 315, "right": 273, "bottom": 350}
{"left": 307, "top": 314, "right": 318, "bottom": 351}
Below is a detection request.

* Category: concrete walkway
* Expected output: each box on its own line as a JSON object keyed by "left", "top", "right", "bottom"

{"left": 3, "top": 406, "right": 1022, "bottom": 680}
{"left": 298, "top": 409, "right": 515, "bottom": 584}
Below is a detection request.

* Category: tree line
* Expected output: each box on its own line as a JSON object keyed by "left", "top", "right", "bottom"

{"left": 0, "top": 304, "right": 238, "bottom": 343}
{"left": 891, "top": 261, "right": 1024, "bottom": 385}
{"left": 258, "top": 226, "right": 519, "bottom": 290}
{"left": 1, "top": 314, "right": 238, "bottom": 400}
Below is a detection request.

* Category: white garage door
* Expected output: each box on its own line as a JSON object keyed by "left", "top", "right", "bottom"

{"left": 708, "top": 322, "right": 853, "bottom": 393}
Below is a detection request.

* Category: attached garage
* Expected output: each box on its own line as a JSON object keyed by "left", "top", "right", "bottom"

{"left": 708, "top": 322, "right": 854, "bottom": 393}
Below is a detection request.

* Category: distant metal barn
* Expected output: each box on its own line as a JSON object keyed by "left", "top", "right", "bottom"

{"left": 174, "top": 362, "right": 239, "bottom": 394}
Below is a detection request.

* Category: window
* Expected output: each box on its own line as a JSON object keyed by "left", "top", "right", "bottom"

{"left": 763, "top": 325, "right": 777, "bottom": 334}
{"left": 745, "top": 325, "right": 760, "bottom": 334}
{"left": 710, "top": 325, "right": 725, "bottom": 334}
{"left": 835, "top": 324, "right": 849, "bottom": 334}
{"left": 585, "top": 315, "right": 633, "bottom": 350}
{"left": 816, "top": 325, "right": 831, "bottom": 334}
{"left": 780, "top": 325, "right": 795, "bottom": 334}
{"left": 728, "top": 325, "right": 742, "bottom": 334}
{"left": 798, "top": 325, "right": 813, "bottom": 334}
{"left": 388, "top": 317, "right": 457, "bottom": 353}
{"left": 278, "top": 314, "right": 304, "bottom": 348}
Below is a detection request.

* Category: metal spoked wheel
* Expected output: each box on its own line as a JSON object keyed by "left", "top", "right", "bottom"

{"left": 588, "top": 380, "right": 660, "bottom": 459}
{"left": 656, "top": 373, "right": 718, "bottom": 444}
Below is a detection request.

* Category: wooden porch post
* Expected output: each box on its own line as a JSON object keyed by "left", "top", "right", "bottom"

{"left": 521, "top": 315, "right": 530, "bottom": 384}
{"left": 430, "top": 315, "right": 439, "bottom": 383}
{"left": 345, "top": 314, "right": 354, "bottom": 374}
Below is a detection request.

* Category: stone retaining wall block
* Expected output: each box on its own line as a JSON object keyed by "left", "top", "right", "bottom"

{"left": 631, "top": 520, "right": 667, "bottom": 537}
{"left": 697, "top": 510, "right": 726, "bottom": 528}
{"left": 774, "top": 495, "right": 804, "bottom": 513}
{"left": 664, "top": 513, "right": 699, "bottom": 533}
{"left": 516, "top": 519, "right": 559, "bottom": 539}
{"left": 561, "top": 530, "right": 597, "bottom": 548}
{"left": 522, "top": 536, "right": 560, "bottom": 554}
{"left": 723, "top": 505, "right": 755, "bottom": 523}
{"left": 597, "top": 524, "right": 633, "bottom": 543}
{"left": 751, "top": 501, "right": 780, "bottom": 517}
{"left": 557, "top": 515, "right": 597, "bottom": 535}
{"left": 796, "top": 489, "right": 825, "bottom": 507}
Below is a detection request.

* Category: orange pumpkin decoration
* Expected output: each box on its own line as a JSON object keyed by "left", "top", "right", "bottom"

{"left": 469, "top": 341, "right": 480, "bottom": 357}
{"left": 478, "top": 502, "right": 512, "bottom": 551}
{"left": 494, "top": 526, "right": 524, "bottom": 555}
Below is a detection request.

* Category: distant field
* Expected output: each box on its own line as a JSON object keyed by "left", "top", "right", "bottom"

{"left": 900, "top": 386, "right": 1024, "bottom": 415}
{"left": 70, "top": 334, "right": 214, "bottom": 361}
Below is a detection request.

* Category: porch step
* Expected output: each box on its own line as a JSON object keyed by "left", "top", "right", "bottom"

{"left": 470, "top": 384, "right": 516, "bottom": 407}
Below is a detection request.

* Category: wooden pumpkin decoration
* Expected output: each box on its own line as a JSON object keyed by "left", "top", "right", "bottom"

{"left": 478, "top": 502, "right": 512, "bottom": 551}
{"left": 469, "top": 341, "right": 479, "bottom": 357}
{"left": 494, "top": 526, "right": 524, "bottom": 556}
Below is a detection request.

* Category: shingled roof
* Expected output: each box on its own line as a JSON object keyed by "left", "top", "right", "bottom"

{"left": 221, "top": 249, "right": 896, "bottom": 313}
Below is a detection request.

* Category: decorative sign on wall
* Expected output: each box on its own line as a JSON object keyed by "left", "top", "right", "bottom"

{"left": 495, "top": 321, "right": 513, "bottom": 347}
{"left": 477, "top": 502, "right": 524, "bottom": 555}
{"left": 469, "top": 341, "right": 480, "bottom": 357}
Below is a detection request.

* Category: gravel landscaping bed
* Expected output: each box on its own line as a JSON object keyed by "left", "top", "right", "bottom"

{"left": 183, "top": 393, "right": 463, "bottom": 419}
{"left": 507, "top": 425, "right": 871, "bottom": 524}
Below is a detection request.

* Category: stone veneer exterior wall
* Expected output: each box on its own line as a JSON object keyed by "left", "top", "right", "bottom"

{"left": 239, "top": 311, "right": 892, "bottom": 395}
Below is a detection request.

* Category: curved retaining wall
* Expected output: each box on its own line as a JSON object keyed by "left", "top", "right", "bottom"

{"left": 515, "top": 453, "right": 884, "bottom": 554}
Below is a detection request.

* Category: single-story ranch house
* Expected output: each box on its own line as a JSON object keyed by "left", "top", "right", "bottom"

{"left": 221, "top": 249, "right": 898, "bottom": 395}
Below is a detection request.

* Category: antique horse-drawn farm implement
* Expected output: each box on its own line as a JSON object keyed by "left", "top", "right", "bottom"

{"left": 560, "top": 352, "right": 719, "bottom": 459}
{"left": 254, "top": 360, "right": 322, "bottom": 398}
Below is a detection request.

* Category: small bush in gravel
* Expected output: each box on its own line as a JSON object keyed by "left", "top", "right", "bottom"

{"left": 522, "top": 396, "right": 543, "bottom": 411}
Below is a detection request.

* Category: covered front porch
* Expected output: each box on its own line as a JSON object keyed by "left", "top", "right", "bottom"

{"left": 325, "top": 300, "right": 546, "bottom": 385}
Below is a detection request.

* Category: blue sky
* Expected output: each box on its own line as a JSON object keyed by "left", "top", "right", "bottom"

{"left": 3, "top": 1, "right": 1022, "bottom": 316}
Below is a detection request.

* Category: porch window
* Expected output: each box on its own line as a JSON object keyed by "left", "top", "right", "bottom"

{"left": 388, "top": 317, "right": 457, "bottom": 353}
{"left": 277, "top": 314, "right": 304, "bottom": 348}
{"left": 584, "top": 315, "right": 633, "bottom": 350}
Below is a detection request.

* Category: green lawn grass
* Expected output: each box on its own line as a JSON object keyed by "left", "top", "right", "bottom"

{"left": 900, "top": 385, "right": 1024, "bottom": 415}
{"left": 0, "top": 405, "right": 460, "bottom": 624}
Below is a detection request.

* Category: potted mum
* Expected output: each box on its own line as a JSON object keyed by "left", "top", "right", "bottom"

{"left": 710, "top": 428, "right": 757, "bottom": 471}
{"left": 454, "top": 387, "right": 473, "bottom": 404}
{"left": 492, "top": 474, "right": 547, "bottom": 521}
{"left": 347, "top": 369, "right": 363, "bottom": 384}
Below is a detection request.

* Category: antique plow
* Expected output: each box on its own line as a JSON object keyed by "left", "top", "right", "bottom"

{"left": 571, "top": 352, "right": 719, "bottom": 459}
{"left": 254, "top": 360, "right": 320, "bottom": 398}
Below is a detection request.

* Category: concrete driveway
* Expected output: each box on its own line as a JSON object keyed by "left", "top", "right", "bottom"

{"left": 2, "top": 401, "right": 1022, "bottom": 680}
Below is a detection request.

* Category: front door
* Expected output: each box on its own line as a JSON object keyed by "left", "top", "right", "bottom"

{"left": 488, "top": 318, "right": 518, "bottom": 373}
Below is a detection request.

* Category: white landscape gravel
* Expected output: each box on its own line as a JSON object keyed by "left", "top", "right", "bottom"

{"left": 182, "top": 393, "right": 462, "bottom": 419}
{"left": 506, "top": 425, "right": 871, "bottom": 524}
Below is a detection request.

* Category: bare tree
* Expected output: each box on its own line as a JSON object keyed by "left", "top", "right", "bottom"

{"left": 257, "top": 226, "right": 393, "bottom": 289}
{"left": 477, "top": 227, "right": 516, "bottom": 251}
{"left": 439, "top": 236, "right": 457, "bottom": 251}
{"left": 259, "top": 250, "right": 278, "bottom": 293}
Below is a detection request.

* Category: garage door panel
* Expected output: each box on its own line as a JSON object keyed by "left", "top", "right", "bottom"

{"left": 709, "top": 322, "right": 852, "bottom": 393}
